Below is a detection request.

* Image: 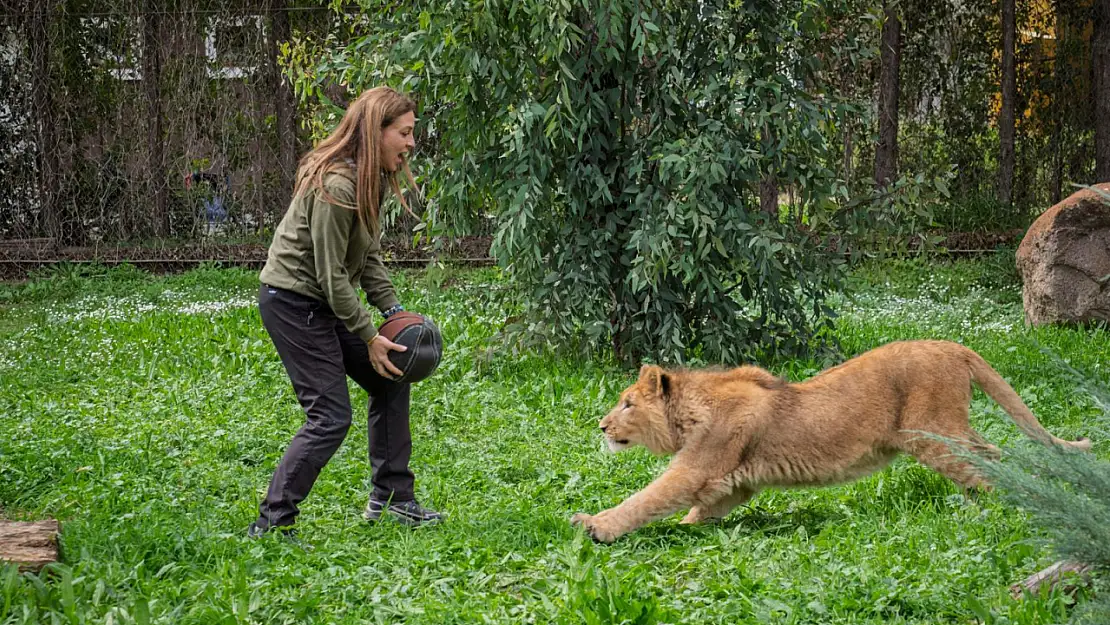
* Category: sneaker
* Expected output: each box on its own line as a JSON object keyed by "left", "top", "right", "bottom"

{"left": 246, "top": 520, "right": 302, "bottom": 544}
{"left": 363, "top": 498, "right": 444, "bottom": 527}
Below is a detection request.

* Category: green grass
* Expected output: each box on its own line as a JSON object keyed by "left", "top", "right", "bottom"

{"left": 1, "top": 254, "right": 1107, "bottom": 624}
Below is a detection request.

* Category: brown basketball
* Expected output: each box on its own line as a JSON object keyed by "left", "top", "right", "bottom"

{"left": 375, "top": 312, "right": 442, "bottom": 384}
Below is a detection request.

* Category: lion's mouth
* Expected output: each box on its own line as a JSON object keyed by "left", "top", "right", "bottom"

{"left": 605, "top": 437, "right": 631, "bottom": 453}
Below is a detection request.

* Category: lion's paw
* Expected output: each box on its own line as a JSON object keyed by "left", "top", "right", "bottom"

{"left": 570, "top": 512, "right": 620, "bottom": 543}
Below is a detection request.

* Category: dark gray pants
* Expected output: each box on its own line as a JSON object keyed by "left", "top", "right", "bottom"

{"left": 255, "top": 284, "right": 414, "bottom": 529}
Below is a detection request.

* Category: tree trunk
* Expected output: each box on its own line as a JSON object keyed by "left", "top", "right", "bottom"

{"left": 759, "top": 176, "right": 778, "bottom": 216}
{"left": 999, "top": 0, "right": 1016, "bottom": 205}
{"left": 1051, "top": 124, "right": 1064, "bottom": 204}
{"left": 26, "top": 0, "right": 60, "bottom": 241}
{"left": 843, "top": 123, "right": 854, "bottom": 183}
{"left": 1050, "top": 3, "right": 1064, "bottom": 204}
{"left": 875, "top": 0, "right": 901, "bottom": 188}
{"left": 1095, "top": 0, "right": 1110, "bottom": 181}
{"left": 143, "top": 1, "right": 168, "bottom": 237}
{"left": 761, "top": 123, "right": 778, "bottom": 215}
{"left": 270, "top": 0, "right": 299, "bottom": 197}
{"left": 841, "top": 72, "right": 854, "bottom": 194}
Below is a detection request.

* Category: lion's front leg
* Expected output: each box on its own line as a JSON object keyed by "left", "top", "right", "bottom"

{"left": 680, "top": 487, "right": 756, "bottom": 524}
{"left": 571, "top": 468, "right": 704, "bottom": 542}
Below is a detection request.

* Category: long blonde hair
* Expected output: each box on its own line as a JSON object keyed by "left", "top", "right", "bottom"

{"left": 292, "top": 86, "right": 418, "bottom": 231}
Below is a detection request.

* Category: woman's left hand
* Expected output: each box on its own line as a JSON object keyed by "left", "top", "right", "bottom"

{"left": 368, "top": 335, "right": 407, "bottom": 379}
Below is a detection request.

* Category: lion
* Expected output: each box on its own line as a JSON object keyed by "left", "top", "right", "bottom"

{"left": 570, "top": 339, "right": 1091, "bottom": 543}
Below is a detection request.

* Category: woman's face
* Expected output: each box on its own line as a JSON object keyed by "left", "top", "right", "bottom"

{"left": 379, "top": 111, "right": 416, "bottom": 173}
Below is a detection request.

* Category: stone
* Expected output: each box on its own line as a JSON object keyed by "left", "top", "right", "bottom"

{"left": 1016, "top": 184, "right": 1110, "bottom": 326}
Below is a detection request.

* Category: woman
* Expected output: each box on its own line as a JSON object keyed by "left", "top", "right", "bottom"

{"left": 248, "top": 86, "right": 442, "bottom": 539}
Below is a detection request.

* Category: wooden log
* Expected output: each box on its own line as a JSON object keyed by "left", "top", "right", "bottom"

{"left": 0, "top": 520, "right": 60, "bottom": 572}
{"left": 1010, "top": 560, "right": 1094, "bottom": 599}
{"left": 0, "top": 237, "right": 56, "bottom": 251}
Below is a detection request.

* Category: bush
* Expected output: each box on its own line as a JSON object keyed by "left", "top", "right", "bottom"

{"left": 965, "top": 351, "right": 1110, "bottom": 623}
{"left": 306, "top": 0, "right": 951, "bottom": 364}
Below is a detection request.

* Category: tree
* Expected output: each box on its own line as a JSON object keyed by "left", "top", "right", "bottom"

{"left": 875, "top": 0, "right": 901, "bottom": 187}
{"left": 760, "top": 123, "right": 779, "bottom": 216}
{"left": 963, "top": 346, "right": 1110, "bottom": 623}
{"left": 999, "top": 0, "right": 1016, "bottom": 205}
{"left": 142, "top": 0, "right": 168, "bottom": 237}
{"left": 1095, "top": 0, "right": 1110, "bottom": 181}
{"left": 268, "top": 0, "right": 299, "bottom": 195}
{"left": 304, "top": 0, "right": 946, "bottom": 364}
{"left": 25, "top": 0, "right": 61, "bottom": 241}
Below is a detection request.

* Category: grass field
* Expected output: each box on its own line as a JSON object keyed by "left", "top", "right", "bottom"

{"left": 1, "top": 253, "right": 1106, "bottom": 624}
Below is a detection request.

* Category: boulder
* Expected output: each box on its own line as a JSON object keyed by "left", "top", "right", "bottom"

{"left": 1016, "top": 185, "right": 1110, "bottom": 326}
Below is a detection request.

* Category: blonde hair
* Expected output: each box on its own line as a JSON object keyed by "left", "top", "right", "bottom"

{"left": 292, "top": 86, "right": 418, "bottom": 230}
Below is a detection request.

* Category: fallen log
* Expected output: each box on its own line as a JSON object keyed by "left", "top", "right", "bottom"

{"left": 0, "top": 520, "right": 60, "bottom": 572}
{"left": 1010, "top": 560, "right": 1094, "bottom": 599}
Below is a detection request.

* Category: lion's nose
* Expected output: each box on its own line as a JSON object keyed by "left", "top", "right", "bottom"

{"left": 599, "top": 425, "right": 608, "bottom": 433}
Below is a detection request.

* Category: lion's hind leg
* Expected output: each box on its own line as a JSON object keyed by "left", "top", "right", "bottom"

{"left": 897, "top": 388, "right": 999, "bottom": 491}
{"left": 899, "top": 428, "right": 996, "bottom": 491}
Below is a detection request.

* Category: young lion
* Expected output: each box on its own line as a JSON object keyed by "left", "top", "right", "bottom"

{"left": 570, "top": 340, "right": 1091, "bottom": 543}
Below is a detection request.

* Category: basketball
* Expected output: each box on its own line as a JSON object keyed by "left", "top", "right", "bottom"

{"left": 375, "top": 311, "right": 443, "bottom": 384}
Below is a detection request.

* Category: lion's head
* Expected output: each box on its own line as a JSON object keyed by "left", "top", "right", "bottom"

{"left": 598, "top": 365, "right": 677, "bottom": 455}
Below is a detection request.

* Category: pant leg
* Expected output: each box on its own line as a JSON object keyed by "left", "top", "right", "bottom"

{"left": 256, "top": 285, "right": 353, "bottom": 528}
{"left": 338, "top": 327, "right": 415, "bottom": 501}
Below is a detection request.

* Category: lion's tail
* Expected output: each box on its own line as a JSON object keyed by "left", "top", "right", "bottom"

{"left": 966, "top": 349, "right": 1092, "bottom": 450}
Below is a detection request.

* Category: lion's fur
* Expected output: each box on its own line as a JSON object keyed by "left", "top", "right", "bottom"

{"left": 571, "top": 339, "right": 1091, "bottom": 542}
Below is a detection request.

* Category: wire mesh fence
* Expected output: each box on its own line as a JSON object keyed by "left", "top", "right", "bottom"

{"left": 0, "top": 1, "right": 344, "bottom": 254}
{"left": 0, "top": 0, "right": 1100, "bottom": 269}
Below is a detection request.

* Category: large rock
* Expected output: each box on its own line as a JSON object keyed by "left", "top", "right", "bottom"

{"left": 1016, "top": 184, "right": 1110, "bottom": 326}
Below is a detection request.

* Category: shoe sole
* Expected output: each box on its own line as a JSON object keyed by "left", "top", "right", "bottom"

{"left": 363, "top": 508, "right": 442, "bottom": 527}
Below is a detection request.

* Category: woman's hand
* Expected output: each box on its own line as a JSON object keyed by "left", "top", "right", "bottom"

{"left": 368, "top": 335, "right": 407, "bottom": 379}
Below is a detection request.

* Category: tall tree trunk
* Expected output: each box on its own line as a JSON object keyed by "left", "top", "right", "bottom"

{"left": 269, "top": 0, "right": 298, "bottom": 197}
{"left": 843, "top": 123, "right": 854, "bottom": 182}
{"left": 1049, "top": 4, "right": 1063, "bottom": 204}
{"left": 875, "top": 0, "right": 901, "bottom": 188}
{"left": 143, "top": 1, "right": 168, "bottom": 237}
{"left": 999, "top": 0, "right": 1016, "bottom": 206}
{"left": 1051, "top": 117, "right": 1064, "bottom": 204}
{"left": 759, "top": 175, "right": 778, "bottom": 216}
{"left": 26, "top": 0, "right": 60, "bottom": 241}
{"left": 250, "top": 88, "right": 265, "bottom": 233}
{"left": 841, "top": 72, "right": 854, "bottom": 189}
{"left": 1095, "top": 0, "right": 1110, "bottom": 181}
{"left": 760, "top": 123, "right": 778, "bottom": 215}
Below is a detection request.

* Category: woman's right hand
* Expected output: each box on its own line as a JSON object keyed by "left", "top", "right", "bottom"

{"left": 368, "top": 335, "right": 407, "bottom": 379}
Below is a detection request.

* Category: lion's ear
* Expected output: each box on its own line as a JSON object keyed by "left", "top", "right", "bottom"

{"left": 638, "top": 364, "right": 670, "bottom": 397}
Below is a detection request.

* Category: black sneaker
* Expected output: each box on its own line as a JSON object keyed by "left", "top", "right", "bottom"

{"left": 363, "top": 498, "right": 444, "bottom": 527}
{"left": 246, "top": 521, "right": 302, "bottom": 544}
